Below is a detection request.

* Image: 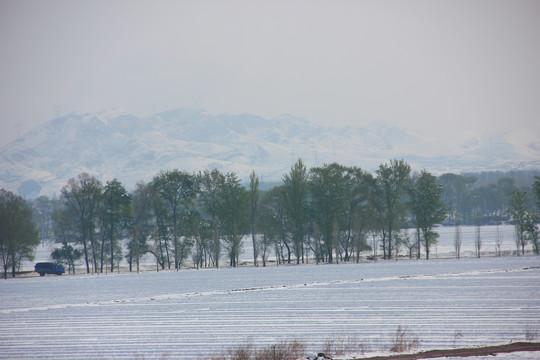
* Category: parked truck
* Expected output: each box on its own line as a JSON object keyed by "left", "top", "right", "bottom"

{"left": 34, "top": 262, "right": 65, "bottom": 276}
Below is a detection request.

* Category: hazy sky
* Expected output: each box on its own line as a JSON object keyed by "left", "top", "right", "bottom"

{"left": 1, "top": 0, "right": 539, "bottom": 147}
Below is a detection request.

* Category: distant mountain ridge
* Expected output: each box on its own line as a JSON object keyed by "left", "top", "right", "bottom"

{"left": 1, "top": 108, "right": 539, "bottom": 197}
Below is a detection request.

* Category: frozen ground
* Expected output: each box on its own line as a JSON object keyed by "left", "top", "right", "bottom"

{"left": 1, "top": 256, "right": 539, "bottom": 360}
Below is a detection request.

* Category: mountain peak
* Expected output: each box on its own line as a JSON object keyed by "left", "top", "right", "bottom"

{"left": 1, "top": 109, "right": 538, "bottom": 197}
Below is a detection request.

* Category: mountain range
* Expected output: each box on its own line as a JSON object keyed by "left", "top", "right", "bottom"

{"left": 1, "top": 108, "right": 539, "bottom": 198}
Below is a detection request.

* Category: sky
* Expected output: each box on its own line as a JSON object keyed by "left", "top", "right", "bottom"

{"left": 1, "top": 0, "right": 539, "bottom": 147}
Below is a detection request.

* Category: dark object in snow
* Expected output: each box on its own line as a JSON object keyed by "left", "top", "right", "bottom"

{"left": 34, "top": 262, "right": 65, "bottom": 276}
{"left": 306, "top": 353, "right": 332, "bottom": 360}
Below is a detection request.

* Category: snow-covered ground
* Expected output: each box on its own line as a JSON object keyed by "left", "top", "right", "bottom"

{"left": 1, "top": 255, "right": 539, "bottom": 359}
{"left": 25, "top": 224, "right": 529, "bottom": 272}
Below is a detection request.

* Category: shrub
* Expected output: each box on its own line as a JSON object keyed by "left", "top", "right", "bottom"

{"left": 525, "top": 325, "right": 538, "bottom": 341}
{"left": 209, "top": 339, "right": 306, "bottom": 360}
{"left": 390, "top": 326, "right": 420, "bottom": 353}
{"left": 322, "top": 333, "right": 369, "bottom": 356}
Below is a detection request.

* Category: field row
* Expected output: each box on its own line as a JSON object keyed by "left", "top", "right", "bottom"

{"left": 1, "top": 257, "right": 539, "bottom": 359}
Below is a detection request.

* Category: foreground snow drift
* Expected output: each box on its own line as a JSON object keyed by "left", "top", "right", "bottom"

{"left": 1, "top": 257, "right": 539, "bottom": 360}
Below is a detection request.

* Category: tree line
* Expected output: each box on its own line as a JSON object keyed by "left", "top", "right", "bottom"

{"left": 2, "top": 159, "right": 540, "bottom": 277}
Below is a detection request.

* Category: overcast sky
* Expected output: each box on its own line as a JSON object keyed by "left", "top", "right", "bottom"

{"left": 1, "top": 0, "right": 539, "bottom": 147}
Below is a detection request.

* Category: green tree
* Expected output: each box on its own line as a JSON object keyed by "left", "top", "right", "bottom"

{"left": 249, "top": 170, "right": 260, "bottom": 266}
{"left": 533, "top": 176, "right": 540, "bottom": 210}
{"left": 282, "top": 159, "right": 309, "bottom": 264}
{"left": 152, "top": 170, "right": 197, "bottom": 270}
{"left": 217, "top": 172, "right": 249, "bottom": 267}
{"left": 257, "top": 189, "right": 282, "bottom": 267}
{"left": 100, "top": 179, "right": 131, "bottom": 273}
{"left": 60, "top": 173, "right": 103, "bottom": 273}
{"left": 408, "top": 170, "right": 447, "bottom": 259}
{"left": 198, "top": 169, "right": 226, "bottom": 268}
{"left": 51, "top": 242, "right": 83, "bottom": 274}
{"left": 259, "top": 185, "right": 290, "bottom": 264}
{"left": 0, "top": 189, "right": 40, "bottom": 279}
{"left": 51, "top": 200, "right": 78, "bottom": 245}
{"left": 497, "top": 177, "right": 517, "bottom": 214}
{"left": 127, "top": 181, "right": 153, "bottom": 272}
{"left": 340, "top": 167, "right": 373, "bottom": 262}
{"left": 185, "top": 210, "right": 211, "bottom": 269}
{"left": 148, "top": 184, "right": 171, "bottom": 270}
{"left": 439, "top": 173, "right": 477, "bottom": 224}
{"left": 309, "top": 163, "right": 348, "bottom": 263}
{"left": 509, "top": 190, "right": 528, "bottom": 255}
{"left": 524, "top": 210, "right": 539, "bottom": 255}
{"left": 375, "top": 159, "right": 411, "bottom": 259}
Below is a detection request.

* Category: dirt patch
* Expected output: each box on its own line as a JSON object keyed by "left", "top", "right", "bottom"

{"left": 354, "top": 342, "right": 540, "bottom": 359}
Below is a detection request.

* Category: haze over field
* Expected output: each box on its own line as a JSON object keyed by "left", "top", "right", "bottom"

{"left": 1, "top": 0, "right": 539, "bottom": 149}
{"left": 1, "top": 108, "right": 539, "bottom": 197}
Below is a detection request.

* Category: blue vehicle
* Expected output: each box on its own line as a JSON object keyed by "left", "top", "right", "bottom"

{"left": 34, "top": 262, "right": 65, "bottom": 276}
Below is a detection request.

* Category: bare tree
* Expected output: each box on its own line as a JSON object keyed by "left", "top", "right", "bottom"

{"left": 454, "top": 220, "right": 462, "bottom": 259}
{"left": 474, "top": 222, "right": 482, "bottom": 258}
{"left": 495, "top": 225, "right": 503, "bottom": 257}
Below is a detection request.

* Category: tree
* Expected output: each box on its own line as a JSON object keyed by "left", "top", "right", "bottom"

{"left": 533, "top": 176, "right": 540, "bottom": 210}
{"left": 282, "top": 159, "right": 309, "bottom": 264}
{"left": 524, "top": 210, "right": 539, "bottom": 255}
{"left": 0, "top": 189, "right": 40, "bottom": 278}
{"left": 148, "top": 184, "right": 171, "bottom": 270}
{"left": 439, "top": 173, "right": 476, "bottom": 224}
{"left": 60, "top": 173, "right": 103, "bottom": 273}
{"left": 340, "top": 167, "right": 373, "bottom": 262}
{"left": 454, "top": 222, "right": 462, "bottom": 259}
{"left": 127, "top": 182, "right": 154, "bottom": 272}
{"left": 309, "top": 163, "right": 348, "bottom": 263}
{"left": 257, "top": 191, "right": 282, "bottom": 267}
{"left": 249, "top": 170, "right": 260, "bottom": 266}
{"left": 51, "top": 199, "right": 78, "bottom": 245}
{"left": 100, "top": 179, "right": 131, "bottom": 273}
{"left": 51, "top": 242, "right": 82, "bottom": 274}
{"left": 375, "top": 159, "right": 411, "bottom": 259}
{"left": 509, "top": 190, "right": 528, "bottom": 255}
{"left": 32, "top": 195, "right": 54, "bottom": 246}
{"left": 152, "top": 170, "right": 197, "bottom": 270}
{"left": 185, "top": 210, "right": 211, "bottom": 269}
{"left": 217, "top": 172, "right": 249, "bottom": 267}
{"left": 408, "top": 170, "right": 446, "bottom": 259}
{"left": 198, "top": 169, "right": 226, "bottom": 268}
{"left": 474, "top": 220, "right": 482, "bottom": 258}
{"left": 497, "top": 177, "right": 517, "bottom": 214}
{"left": 401, "top": 230, "right": 418, "bottom": 259}
{"left": 260, "top": 185, "right": 290, "bottom": 264}
{"left": 495, "top": 225, "right": 503, "bottom": 257}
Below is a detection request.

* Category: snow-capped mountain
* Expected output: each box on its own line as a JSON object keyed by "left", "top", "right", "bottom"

{"left": 1, "top": 108, "right": 539, "bottom": 197}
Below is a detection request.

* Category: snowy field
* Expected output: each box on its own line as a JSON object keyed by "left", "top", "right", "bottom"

{"left": 22, "top": 224, "right": 530, "bottom": 273}
{"left": 1, "top": 255, "right": 540, "bottom": 360}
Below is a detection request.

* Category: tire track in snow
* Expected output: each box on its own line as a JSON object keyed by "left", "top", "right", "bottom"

{"left": 2, "top": 266, "right": 537, "bottom": 314}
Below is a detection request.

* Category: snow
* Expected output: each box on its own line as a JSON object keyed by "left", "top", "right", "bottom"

{"left": 2, "top": 108, "right": 539, "bottom": 197}
{"left": 24, "top": 224, "right": 527, "bottom": 273}
{"left": 1, "top": 256, "right": 539, "bottom": 360}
